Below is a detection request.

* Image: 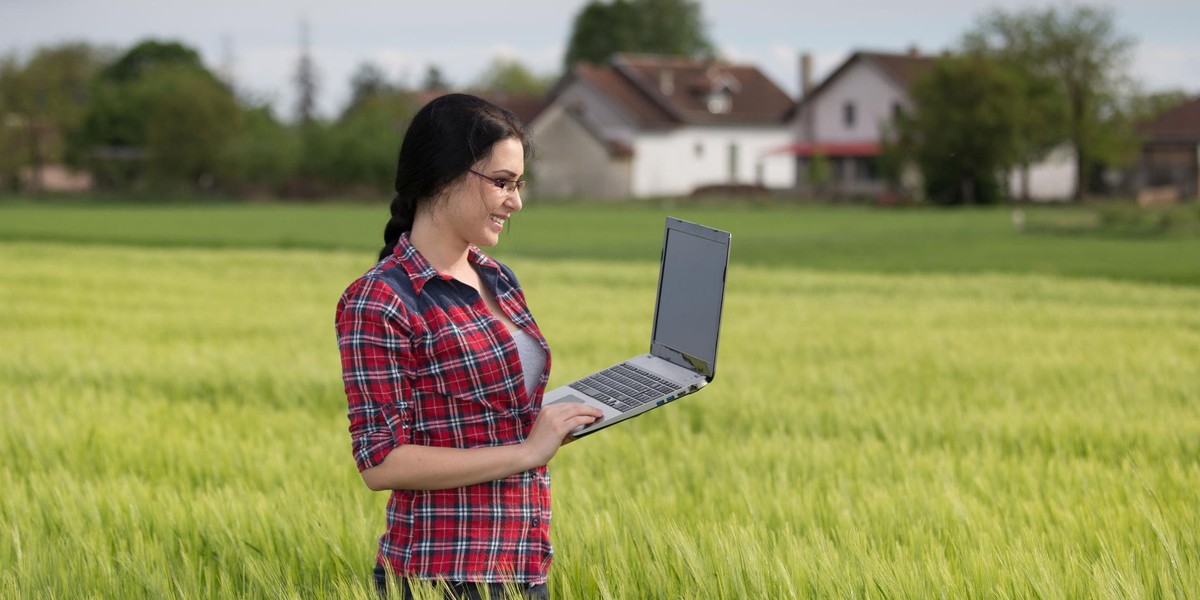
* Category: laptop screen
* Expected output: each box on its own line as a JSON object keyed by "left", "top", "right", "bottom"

{"left": 650, "top": 220, "right": 729, "bottom": 378}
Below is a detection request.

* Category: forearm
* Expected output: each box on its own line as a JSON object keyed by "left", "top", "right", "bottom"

{"left": 361, "top": 442, "right": 535, "bottom": 491}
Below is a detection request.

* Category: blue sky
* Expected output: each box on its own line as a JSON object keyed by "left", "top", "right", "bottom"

{"left": 3, "top": 0, "right": 1197, "bottom": 118}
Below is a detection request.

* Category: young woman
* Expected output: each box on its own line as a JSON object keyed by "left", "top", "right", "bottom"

{"left": 335, "top": 93, "right": 602, "bottom": 599}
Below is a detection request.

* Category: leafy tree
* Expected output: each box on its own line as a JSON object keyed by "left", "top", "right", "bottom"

{"left": 564, "top": 0, "right": 713, "bottom": 68}
{"left": 472, "top": 57, "right": 554, "bottom": 96}
{"left": 217, "top": 105, "right": 301, "bottom": 194}
{"left": 963, "top": 6, "right": 1135, "bottom": 201}
{"left": 100, "top": 39, "right": 205, "bottom": 83}
{"left": 300, "top": 77, "right": 419, "bottom": 193}
{"left": 1125, "top": 89, "right": 1191, "bottom": 123}
{"left": 344, "top": 61, "right": 396, "bottom": 118}
{"left": 421, "top": 64, "right": 450, "bottom": 91}
{"left": 897, "top": 55, "right": 1026, "bottom": 205}
{"left": 79, "top": 40, "right": 240, "bottom": 189}
{"left": 294, "top": 19, "right": 319, "bottom": 125}
{"left": 0, "top": 43, "right": 110, "bottom": 191}
{"left": 139, "top": 67, "right": 241, "bottom": 187}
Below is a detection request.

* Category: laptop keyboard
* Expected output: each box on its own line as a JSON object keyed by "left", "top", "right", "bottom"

{"left": 569, "top": 363, "right": 681, "bottom": 412}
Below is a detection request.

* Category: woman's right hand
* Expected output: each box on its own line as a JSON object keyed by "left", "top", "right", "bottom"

{"left": 522, "top": 402, "right": 604, "bottom": 468}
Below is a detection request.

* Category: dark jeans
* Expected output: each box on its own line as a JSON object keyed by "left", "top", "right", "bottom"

{"left": 373, "top": 563, "right": 549, "bottom": 600}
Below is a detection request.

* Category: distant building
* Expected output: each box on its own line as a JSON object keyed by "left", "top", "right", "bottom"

{"left": 1132, "top": 96, "right": 1200, "bottom": 200}
{"left": 784, "top": 49, "right": 1076, "bottom": 201}
{"left": 529, "top": 54, "right": 795, "bottom": 199}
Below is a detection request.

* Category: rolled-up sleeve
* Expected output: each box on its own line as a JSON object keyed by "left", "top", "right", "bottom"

{"left": 335, "top": 277, "right": 412, "bottom": 472}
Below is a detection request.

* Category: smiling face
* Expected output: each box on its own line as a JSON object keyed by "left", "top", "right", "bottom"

{"left": 433, "top": 136, "right": 526, "bottom": 249}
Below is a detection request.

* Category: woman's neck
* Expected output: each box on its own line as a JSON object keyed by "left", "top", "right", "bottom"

{"left": 409, "top": 215, "right": 471, "bottom": 276}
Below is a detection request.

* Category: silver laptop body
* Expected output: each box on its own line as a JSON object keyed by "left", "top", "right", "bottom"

{"left": 541, "top": 216, "right": 731, "bottom": 436}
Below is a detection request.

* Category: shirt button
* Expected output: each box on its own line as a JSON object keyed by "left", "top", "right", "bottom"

{"left": 532, "top": 517, "right": 540, "bottom": 527}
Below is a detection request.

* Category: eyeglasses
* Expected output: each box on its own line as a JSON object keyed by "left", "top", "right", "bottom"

{"left": 469, "top": 169, "right": 526, "bottom": 194}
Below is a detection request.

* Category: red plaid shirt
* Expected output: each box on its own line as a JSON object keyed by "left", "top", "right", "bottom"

{"left": 336, "top": 233, "right": 553, "bottom": 584}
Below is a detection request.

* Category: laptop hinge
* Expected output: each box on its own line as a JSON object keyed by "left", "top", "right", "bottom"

{"left": 680, "top": 351, "right": 711, "bottom": 378}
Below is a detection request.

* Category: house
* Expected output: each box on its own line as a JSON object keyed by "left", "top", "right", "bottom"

{"left": 784, "top": 49, "right": 930, "bottom": 198}
{"left": 1132, "top": 96, "right": 1200, "bottom": 200}
{"left": 529, "top": 54, "right": 795, "bottom": 199}
{"left": 783, "top": 48, "right": 1075, "bottom": 201}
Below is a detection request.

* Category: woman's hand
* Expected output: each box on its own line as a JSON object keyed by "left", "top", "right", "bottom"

{"left": 522, "top": 402, "right": 604, "bottom": 468}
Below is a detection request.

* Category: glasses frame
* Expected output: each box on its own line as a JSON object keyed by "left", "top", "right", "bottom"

{"left": 468, "top": 169, "right": 526, "bottom": 194}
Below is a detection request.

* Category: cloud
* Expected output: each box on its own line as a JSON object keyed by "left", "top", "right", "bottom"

{"left": 1134, "top": 40, "right": 1200, "bottom": 92}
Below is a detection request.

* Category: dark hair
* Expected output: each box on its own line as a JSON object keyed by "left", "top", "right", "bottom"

{"left": 378, "top": 93, "right": 532, "bottom": 261}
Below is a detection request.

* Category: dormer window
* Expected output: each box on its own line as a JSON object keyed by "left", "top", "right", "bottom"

{"left": 705, "top": 74, "right": 739, "bottom": 114}
{"left": 707, "top": 91, "right": 732, "bottom": 114}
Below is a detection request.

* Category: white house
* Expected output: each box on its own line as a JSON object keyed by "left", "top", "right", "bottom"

{"left": 783, "top": 49, "right": 1076, "bottom": 201}
{"left": 530, "top": 54, "right": 796, "bottom": 199}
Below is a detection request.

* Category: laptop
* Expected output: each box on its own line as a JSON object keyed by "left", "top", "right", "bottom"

{"left": 541, "top": 216, "right": 731, "bottom": 436}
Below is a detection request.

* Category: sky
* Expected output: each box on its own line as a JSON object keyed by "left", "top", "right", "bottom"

{"left": 2, "top": 0, "right": 1198, "bottom": 119}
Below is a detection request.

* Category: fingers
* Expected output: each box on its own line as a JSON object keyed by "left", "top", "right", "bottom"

{"left": 542, "top": 402, "right": 603, "bottom": 422}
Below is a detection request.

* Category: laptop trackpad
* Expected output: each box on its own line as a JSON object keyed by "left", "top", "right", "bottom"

{"left": 546, "top": 394, "right": 587, "bottom": 406}
{"left": 546, "top": 394, "right": 605, "bottom": 433}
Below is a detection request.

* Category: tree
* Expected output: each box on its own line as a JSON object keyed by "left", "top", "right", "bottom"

{"left": 563, "top": 0, "right": 713, "bottom": 68}
{"left": 421, "top": 64, "right": 450, "bottom": 91}
{"left": 0, "top": 42, "right": 110, "bottom": 192}
{"left": 78, "top": 39, "right": 240, "bottom": 189}
{"left": 896, "top": 55, "right": 1027, "bottom": 205}
{"left": 293, "top": 19, "right": 319, "bottom": 125}
{"left": 217, "top": 104, "right": 301, "bottom": 194}
{"left": 100, "top": 39, "right": 204, "bottom": 83}
{"left": 472, "top": 57, "right": 554, "bottom": 96}
{"left": 139, "top": 67, "right": 241, "bottom": 187}
{"left": 344, "top": 61, "right": 395, "bottom": 118}
{"left": 963, "top": 6, "right": 1135, "bottom": 201}
{"left": 1125, "top": 89, "right": 1191, "bottom": 123}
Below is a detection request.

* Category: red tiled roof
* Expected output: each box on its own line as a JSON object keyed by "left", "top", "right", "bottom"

{"left": 1137, "top": 96, "right": 1200, "bottom": 143}
{"left": 613, "top": 54, "right": 793, "bottom": 124}
{"left": 559, "top": 54, "right": 792, "bottom": 127}
{"left": 862, "top": 52, "right": 936, "bottom": 90}
{"left": 571, "top": 62, "right": 677, "bottom": 127}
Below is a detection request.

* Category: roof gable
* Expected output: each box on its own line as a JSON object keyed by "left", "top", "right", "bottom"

{"left": 613, "top": 53, "right": 792, "bottom": 124}
{"left": 786, "top": 50, "right": 936, "bottom": 120}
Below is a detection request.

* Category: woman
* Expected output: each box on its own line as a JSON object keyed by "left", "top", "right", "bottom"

{"left": 335, "top": 93, "right": 602, "bottom": 599}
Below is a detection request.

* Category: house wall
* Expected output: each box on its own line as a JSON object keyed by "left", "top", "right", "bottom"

{"left": 1007, "top": 145, "right": 1077, "bottom": 201}
{"left": 529, "top": 104, "right": 630, "bottom": 199}
{"left": 630, "top": 126, "right": 795, "bottom": 197}
{"left": 792, "top": 60, "right": 907, "bottom": 144}
{"left": 1137, "top": 143, "right": 1199, "bottom": 199}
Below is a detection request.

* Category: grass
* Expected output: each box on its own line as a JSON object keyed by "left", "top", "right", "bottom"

{"left": 2, "top": 202, "right": 1199, "bottom": 598}
{"left": 2, "top": 197, "right": 1199, "bottom": 286}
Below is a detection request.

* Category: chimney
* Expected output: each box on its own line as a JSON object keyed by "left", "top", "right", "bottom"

{"left": 800, "top": 52, "right": 813, "bottom": 99}
{"left": 907, "top": 45, "right": 920, "bottom": 58}
{"left": 659, "top": 69, "right": 674, "bottom": 96}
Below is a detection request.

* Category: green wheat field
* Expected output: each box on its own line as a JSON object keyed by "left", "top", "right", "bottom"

{"left": 2, "top": 201, "right": 1198, "bottom": 598}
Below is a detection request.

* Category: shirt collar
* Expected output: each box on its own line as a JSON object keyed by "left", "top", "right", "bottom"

{"left": 392, "top": 233, "right": 502, "bottom": 296}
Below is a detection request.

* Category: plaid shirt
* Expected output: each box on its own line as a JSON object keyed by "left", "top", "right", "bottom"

{"left": 336, "top": 233, "right": 553, "bottom": 584}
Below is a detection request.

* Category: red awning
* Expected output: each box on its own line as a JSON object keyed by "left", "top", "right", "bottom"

{"left": 769, "top": 142, "right": 881, "bottom": 157}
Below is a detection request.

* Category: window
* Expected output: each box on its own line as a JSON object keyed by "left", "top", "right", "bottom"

{"left": 707, "top": 92, "right": 732, "bottom": 114}
{"left": 843, "top": 101, "right": 856, "bottom": 128}
{"left": 728, "top": 143, "right": 739, "bottom": 181}
{"left": 694, "top": 141, "right": 704, "bottom": 158}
